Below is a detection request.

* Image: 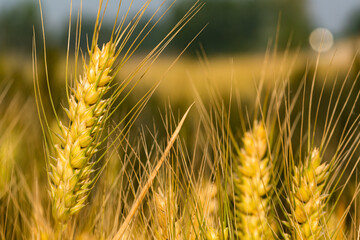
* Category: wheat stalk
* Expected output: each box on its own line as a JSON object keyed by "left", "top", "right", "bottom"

{"left": 112, "top": 106, "right": 192, "bottom": 239}
{"left": 285, "top": 148, "right": 329, "bottom": 239}
{"left": 233, "top": 121, "right": 275, "bottom": 239}
{"left": 49, "top": 41, "right": 116, "bottom": 224}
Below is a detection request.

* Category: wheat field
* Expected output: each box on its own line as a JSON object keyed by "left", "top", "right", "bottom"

{"left": 1, "top": 0, "right": 360, "bottom": 240}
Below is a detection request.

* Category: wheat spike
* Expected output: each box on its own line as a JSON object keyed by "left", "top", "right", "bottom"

{"left": 154, "top": 187, "right": 181, "bottom": 239}
{"left": 198, "top": 181, "right": 228, "bottom": 240}
{"left": 286, "top": 148, "right": 329, "bottom": 239}
{"left": 0, "top": 134, "right": 16, "bottom": 196}
{"left": 49, "top": 42, "right": 116, "bottom": 223}
{"left": 199, "top": 181, "right": 218, "bottom": 228}
{"left": 233, "top": 121, "right": 275, "bottom": 239}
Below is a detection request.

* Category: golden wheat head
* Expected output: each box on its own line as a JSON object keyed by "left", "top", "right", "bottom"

{"left": 153, "top": 187, "right": 182, "bottom": 239}
{"left": 285, "top": 148, "right": 329, "bottom": 239}
{"left": 49, "top": 42, "right": 116, "bottom": 223}
{"left": 233, "top": 121, "right": 275, "bottom": 239}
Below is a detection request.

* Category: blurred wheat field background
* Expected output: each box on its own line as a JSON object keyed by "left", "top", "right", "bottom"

{"left": 2, "top": 0, "right": 360, "bottom": 239}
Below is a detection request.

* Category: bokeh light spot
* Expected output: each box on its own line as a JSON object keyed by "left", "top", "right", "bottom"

{"left": 309, "top": 28, "right": 334, "bottom": 52}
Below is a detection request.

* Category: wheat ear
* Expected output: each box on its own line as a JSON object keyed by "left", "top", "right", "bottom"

{"left": 49, "top": 42, "right": 116, "bottom": 223}
{"left": 154, "top": 188, "right": 180, "bottom": 239}
{"left": 233, "top": 121, "right": 275, "bottom": 239}
{"left": 198, "top": 181, "right": 228, "bottom": 240}
{"left": 286, "top": 148, "right": 329, "bottom": 239}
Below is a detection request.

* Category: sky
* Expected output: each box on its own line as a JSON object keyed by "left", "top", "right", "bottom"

{"left": 1, "top": 0, "right": 360, "bottom": 36}
{"left": 307, "top": 0, "right": 360, "bottom": 35}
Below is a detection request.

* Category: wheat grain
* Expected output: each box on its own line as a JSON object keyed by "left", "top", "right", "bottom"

{"left": 233, "top": 121, "right": 275, "bottom": 239}
{"left": 286, "top": 148, "right": 329, "bottom": 239}
{"left": 153, "top": 187, "right": 182, "bottom": 239}
{"left": 197, "top": 181, "right": 228, "bottom": 240}
{"left": 49, "top": 42, "right": 116, "bottom": 223}
{"left": 199, "top": 181, "right": 218, "bottom": 228}
{"left": 205, "top": 226, "right": 229, "bottom": 240}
